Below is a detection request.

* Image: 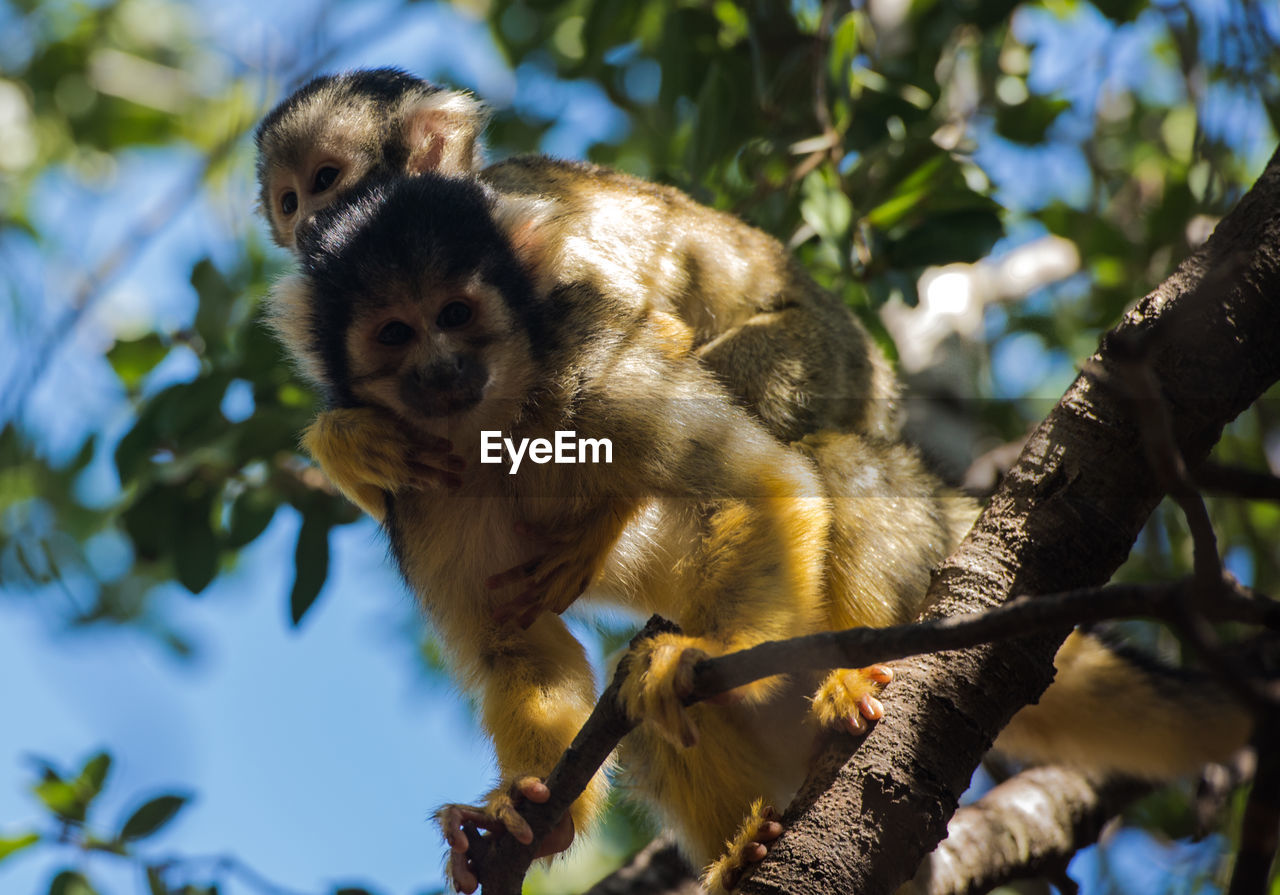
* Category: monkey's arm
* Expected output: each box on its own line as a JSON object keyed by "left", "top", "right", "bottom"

{"left": 436, "top": 609, "right": 608, "bottom": 885}
{"left": 302, "top": 407, "right": 462, "bottom": 523}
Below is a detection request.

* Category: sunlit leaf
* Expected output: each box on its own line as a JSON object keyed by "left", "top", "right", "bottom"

{"left": 0, "top": 832, "right": 39, "bottom": 863}
{"left": 107, "top": 334, "right": 168, "bottom": 391}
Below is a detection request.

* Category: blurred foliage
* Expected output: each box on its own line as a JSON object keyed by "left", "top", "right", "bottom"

{"left": 2, "top": 0, "right": 1279, "bottom": 893}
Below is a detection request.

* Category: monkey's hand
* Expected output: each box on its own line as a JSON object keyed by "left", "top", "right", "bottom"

{"left": 302, "top": 407, "right": 464, "bottom": 522}
{"left": 486, "top": 501, "right": 634, "bottom": 627}
{"left": 810, "top": 665, "right": 893, "bottom": 735}
{"left": 437, "top": 777, "right": 574, "bottom": 894}
{"left": 618, "top": 633, "right": 719, "bottom": 750}
{"left": 703, "top": 801, "right": 784, "bottom": 894}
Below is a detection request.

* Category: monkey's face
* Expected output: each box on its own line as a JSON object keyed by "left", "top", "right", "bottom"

{"left": 255, "top": 70, "right": 488, "bottom": 252}
{"left": 260, "top": 119, "right": 382, "bottom": 251}
{"left": 341, "top": 273, "right": 539, "bottom": 441}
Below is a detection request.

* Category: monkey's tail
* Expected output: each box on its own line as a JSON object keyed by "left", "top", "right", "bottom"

{"left": 994, "top": 629, "right": 1252, "bottom": 779}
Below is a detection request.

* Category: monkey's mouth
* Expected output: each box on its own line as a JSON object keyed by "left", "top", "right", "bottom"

{"left": 397, "top": 364, "right": 488, "bottom": 419}
{"left": 401, "top": 385, "right": 484, "bottom": 419}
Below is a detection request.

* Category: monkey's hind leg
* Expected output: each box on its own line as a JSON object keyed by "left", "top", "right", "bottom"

{"left": 701, "top": 800, "right": 784, "bottom": 893}
{"left": 810, "top": 665, "right": 894, "bottom": 735}
{"left": 619, "top": 706, "right": 794, "bottom": 894}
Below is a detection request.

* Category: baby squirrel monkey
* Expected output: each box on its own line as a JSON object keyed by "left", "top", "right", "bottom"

{"left": 255, "top": 67, "right": 899, "bottom": 447}
{"left": 267, "top": 173, "right": 1254, "bottom": 894}
{"left": 267, "top": 172, "right": 967, "bottom": 892}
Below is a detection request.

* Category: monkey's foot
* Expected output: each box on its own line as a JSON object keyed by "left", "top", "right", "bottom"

{"left": 619, "top": 633, "right": 711, "bottom": 749}
{"left": 811, "top": 665, "right": 893, "bottom": 735}
{"left": 437, "top": 777, "right": 574, "bottom": 893}
{"left": 703, "top": 801, "right": 784, "bottom": 894}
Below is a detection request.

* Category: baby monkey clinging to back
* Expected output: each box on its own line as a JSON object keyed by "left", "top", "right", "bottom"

{"left": 255, "top": 67, "right": 899, "bottom": 445}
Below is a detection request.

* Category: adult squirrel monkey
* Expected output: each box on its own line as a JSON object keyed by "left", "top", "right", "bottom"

{"left": 267, "top": 172, "right": 967, "bottom": 891}
{"left": 266, "top": 173, "right": 1252, "bottom": 893}
{"left": 255, "top": 67, "right": 899, "bottom": 445}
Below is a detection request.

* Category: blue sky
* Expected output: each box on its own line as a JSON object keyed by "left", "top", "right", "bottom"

{"left": 2, "top": 1, "right": 1277, "bottom": 894}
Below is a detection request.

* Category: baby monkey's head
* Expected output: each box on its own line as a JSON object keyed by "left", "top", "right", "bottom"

{"left": 268, "top": 174, "right": 558, "bottom": 438}
{"left": 254, "top": 68, "right": 488, "bottom": 250}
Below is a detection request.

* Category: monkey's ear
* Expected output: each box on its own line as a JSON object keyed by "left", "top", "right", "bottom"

{"left": 491, "top": 193, "right": 559, "bottom": 283}
{"left": 403, "top": 90, "right": 490, "bottom": 177}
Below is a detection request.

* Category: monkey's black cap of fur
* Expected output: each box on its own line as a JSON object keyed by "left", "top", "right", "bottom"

{"left": 295, "top": 172, "right": 554, "bottom": 407}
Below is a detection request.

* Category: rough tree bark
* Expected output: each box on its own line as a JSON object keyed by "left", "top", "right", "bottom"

{"left": 738, "top": 145, "right": 1280, "bottom": 894}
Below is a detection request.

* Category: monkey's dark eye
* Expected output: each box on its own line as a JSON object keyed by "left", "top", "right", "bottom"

{"left": 376, "top": 321, "right": 415, "bottom": 346}
{"left": 281, "top": 191, "right": 298, "bottom": 215}
{"left": 313, "top": 166, "right": 340, "bottom": 193}
{"left": 436, "top": 302, "right": 473, "bottom": 330}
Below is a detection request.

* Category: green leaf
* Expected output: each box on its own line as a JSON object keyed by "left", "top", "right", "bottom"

{"left": 192, "top": 259, "right": 235, "bottom": 356}
{"left": 120, "top": 794, "right": 190, "bottom": 841}
{"left": 174, "top": 486, "right": 219, "bottom": 594}
{"left": 48, "top": 869, "right": 97, "bottom": 895}
{"left": 290, "top": 513, "right": 331, "bottom": 625}
{"left": 1091, "top": 0, "right": 1146, "bottom": 22}
{"left": 227, "top": 488, "right": 279, "bottom": 549}
{"left": 145, "top": 866, "right": 167, "bottom": 895}
{"left": 108, "top": 334, "right": 169, "bottom": 391}
{"left": 994, "top": 95, "right": 1070, "bottom": 145}
{"left": 75, "top": 752, "right": 111, "bottom": 800}
{"left": 0, "top": 832, "right": 39, "bottom": 863}
{"left": 33, "top": 779, "right": 87, "bottom": 824}
{"left": 333, "top": 888, "right": 378, "bottom": 895}
{"left": 885, "top": 209, "right": 1004, "bottom": 267}
{"left": 800, "top": 170, "right": 853, "bottom": 245}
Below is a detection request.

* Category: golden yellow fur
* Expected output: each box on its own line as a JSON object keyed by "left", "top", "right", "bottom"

{"left": 256, "top": 71, "right": 899, "bottom": 443}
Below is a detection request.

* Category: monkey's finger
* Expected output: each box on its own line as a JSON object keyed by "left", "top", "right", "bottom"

{"left": 859, "top": 694, "right": 884, "bottom": 721}
{"left": 485, "top": 559, "right": 543, "bottom": 590}
{"left": 413, "top": 450, "right": 466, "bottom": 472}
{"left": 535, "top": 812, "right": 576, "bottom": 858}
{"left": 405, "top": 462, "right": 462, "bottom": 491}
{"left": 757, "top": 820, "right": 784, "bottom": 843}
{"left": 438, "top": 804, "right": 504, "bottom": 849}
{"left": 493, "top": 800, "right": 534, "bottom": 845}
{"left": 514, "top": 776, "right": 550, "bottom": 803}
{"left": 865, "top": 664, "right": 894, "bottom": 685}
{"left": 414, "top": 436, "right": 454, "bottom": 455}
{"left": 448, "top": 849, "right": 478, "bottom": 894}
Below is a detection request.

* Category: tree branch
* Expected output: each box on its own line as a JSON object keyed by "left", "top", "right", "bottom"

{"left": 738, "top": 143, "right": 1280, "bottom": 895}
{"left": 907, "top": 766, "right": 1150, "bottom": 895}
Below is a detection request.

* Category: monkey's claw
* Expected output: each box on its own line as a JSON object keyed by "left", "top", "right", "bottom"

{"left": 811, "top": 665, "right": 893, "bottom": 734}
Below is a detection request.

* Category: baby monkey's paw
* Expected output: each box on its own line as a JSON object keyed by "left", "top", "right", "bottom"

{"left": 619, "top": 634, "right": 710, "bottom": 749}
{"left": 437, "top": 777, "right": 574, "bottom": 894}
{"left": 304, "top": 408, "right": 464, "bottom": 519}
{"left": 811, "top": 665, "right": 893, "bottom": 735}
{"left": 486, "top": 522, "right": 602, "bottom": 627}
{"left": 703, "top": 801, "right": 784, "bottom": 894}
